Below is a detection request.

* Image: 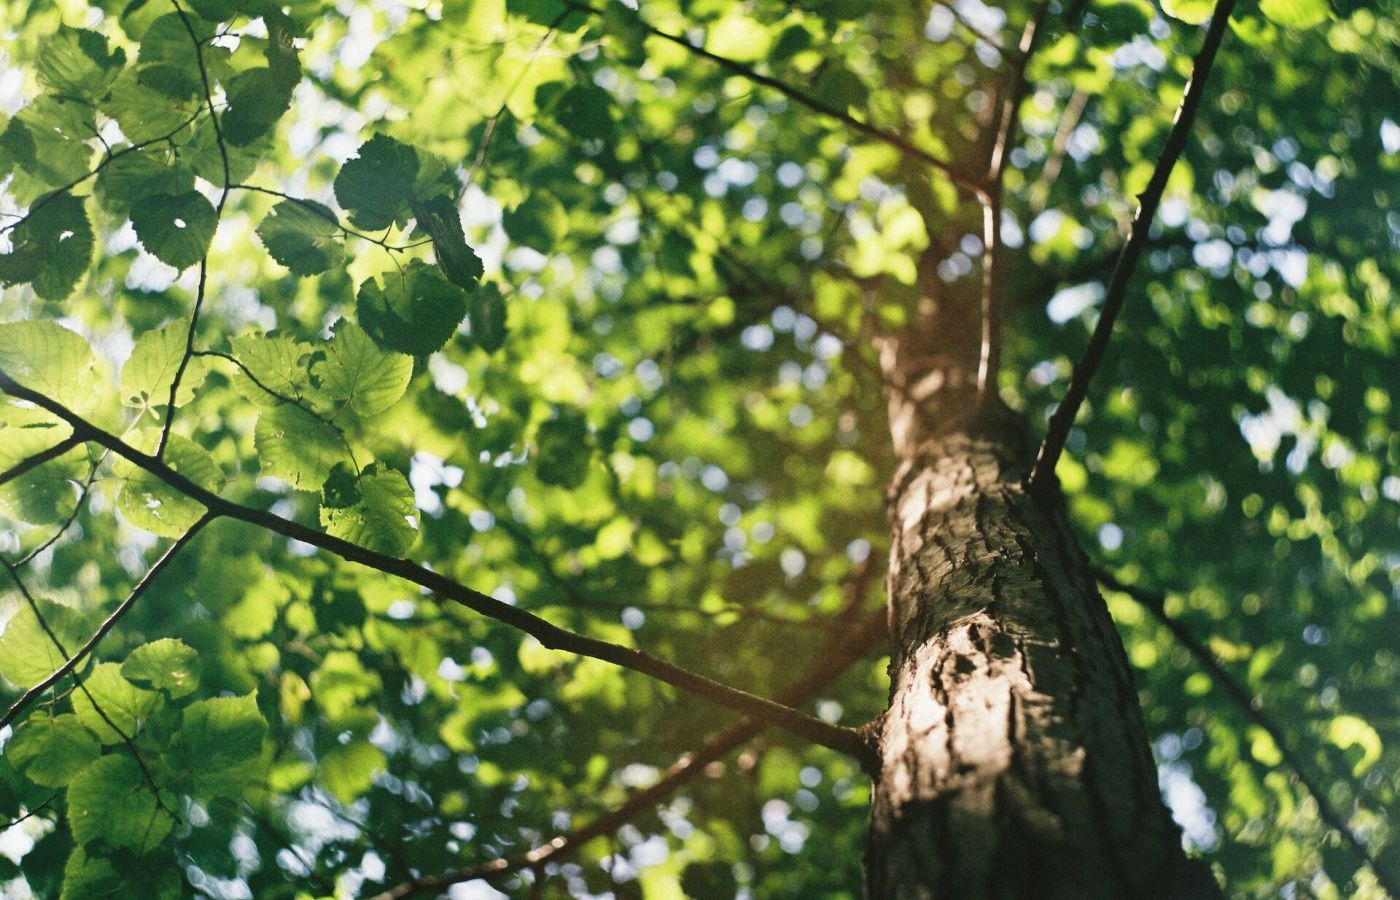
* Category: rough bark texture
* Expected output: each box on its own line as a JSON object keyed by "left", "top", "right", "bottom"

{"left": 865, "top": 304, "right": 1219, "bottom": 899}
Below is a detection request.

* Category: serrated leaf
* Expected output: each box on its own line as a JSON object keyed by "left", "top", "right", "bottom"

{"left": 318, "top": 739, "right": 385, "bottom": 804}
{"left": 97, "top": 70, "right": 201, "bottom": 144}
{"left": 136, "top": 14, "right": 208, "bottom": 99}
{"left": 0, "top": 408, "right": 85, "bottom": 524}
{"left": 0, "top": 102, "right": 96, "bottom": 201}
{"left": 319, "top": 464, "right": 418, "bottom": 556}
{"left": 117, "top": 434, "right": 221, "bottom": 538}
{"left": 95, "top": 149, "right": 195, "bottom": 215}
{"left": 228, "top": 331, "right": 311, "bottom": 405}
{"left": 334, "top": 134, "right": 418, "bottom": 231}
{"left": 0, "top": 193, "right": 93, "bottom": 300}
{"left": 0, "top": 321, "right": 114, "bottom": 423}
{"left": 254, "top": 403, "right": 351, "bottom": 489}
{"left": 130, "top": 190, "right": 218, "bottom": 270}
{"left": 37, "top": 27, "right": 124, "bottom": 96}
{"left": 119, "top": 320, "right": 207, "bottom": 410}
{"left": 315, "top": 320, "right": 413, "bottom": 418}
{"left": 222, "top": 65, "right": 298, "bottom": 146}
{"left": 0, "top": 599, "right": 91, "bottom": 688}
{"left": 60, "top": 847, "right": 122, "bottom": 900}
{"left": 185, "top": 116, "right": 267, "bottom": 184}
{"left": 255, "top": 198, "right": 344, "bottom": 276}
{"left": 67, "top": 755, "right": 172, "bottom": 851}
{"left": 1259, "top": 0, "right": 1328, "bottom": 28}
{"left": 7, "top": 715, "right": 101, "bottom": 787}
{"left": 175, "top": 693, "right": 267, "bottom": 772}
{"left": 357, "top": 260, "right": 467, "bottom": 355}
{"left": 71, "top": 663, "right": 163, "bottom": 743}
{"left": 121, "top": 638, "right": 201, "bottom": 698}
{"left": 410, "top": 193, "right": 482, "bottom": 289}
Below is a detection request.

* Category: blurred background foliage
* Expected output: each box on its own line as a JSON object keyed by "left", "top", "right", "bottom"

{"left": 0, "top": 0, "right": 1397, "bottom": 896}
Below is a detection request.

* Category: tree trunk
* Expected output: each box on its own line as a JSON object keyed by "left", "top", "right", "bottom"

{"left": 864, "top": 307, "right": 1220, "bottom": 898}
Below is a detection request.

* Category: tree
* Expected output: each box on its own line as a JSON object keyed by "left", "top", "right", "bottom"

{"left": 0, "top": 0, "right": 1396, "bottom": 895}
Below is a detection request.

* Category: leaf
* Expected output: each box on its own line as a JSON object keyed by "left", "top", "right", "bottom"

{"left": 95, "top": 149, "right": 195, "bottom": 215}
{"left": 60, "top": 847, "right": 122, "bottom": 900}
{"left": 254, "top": 403, "right": 351, "bottom": 489}
{"left": 319, "top": 463, "right": 419, "bottom": 556}
{"left": 228, "top": 331, "right": 311, "bottom": 405}
{"left": 318, "top": 739, "right": 385, "bottom": 804}
{"left": 7, "top": 715, "right": 102, "bottom": 787}
{"left": 410, "top": 193, "right": 483, "bottom": 289}
{"left": 0, "top": 599, "right": 91, "bottom": 689}
{"left": 1259, "top": 0, "right": 1329, "bottom": 28}
{"left": 0, "top": 193, "right": 93, "bottom": 300}
{"left": 333, "top": 134, "right": 419, "bottom": 231}
{"left": 66, "top": 755, "right": 173, "bottom": 852}
{"left": 119, "top": 320, "right": 206, "bottom": 410}
{"left": 536, "top": 411, "right": 591, "bottom": 488}
{"left": 0, "top": 321, "right": 115, "bottom": 432}
{"left": 0, "top": 408, "right": 85, "bottom": 525}
{"left": 36, "top": 27, "right": 125, "bottom": 96}
{"left": 554, "top": 84, "right": 613, "bottom": 141}
{"left": 357, "top": 260, "right": 468, "bottom": 355}
{"left": 97, "top": 69, "right": 200, "bottom": 144}
{"left": 467, "top": 282, "right": 508, "bottom": 353}
{"left": 221, "top": 65, "right": 298, "bottom": 146}
{"left": 121, "top": 638, "right": 201, "bottom": 698}
{"left": 174, "top": 693, "right": 267, "bottom": 773}
{"left": 1160, "top": 0, "right": 1215, "bottom": 23}
{"left": 315, "top": 320, "right": 413, "bottom": 418}
{"left": 71, "top": 663, "right": 163, "bottom": 743}
{"left": 0, "top": 101, "right": 96, "bottom": 200}
{"left": 136, "top": 13, "right": 208, "bottom": 99}
{"left": 117, "top": 434, "right": 222, "bottom": 538}
{"left": 255, "top": 198, "right": 345, "bottom": 276}
{"left": 129, "top": 190, "right": 218, "bottom": 270}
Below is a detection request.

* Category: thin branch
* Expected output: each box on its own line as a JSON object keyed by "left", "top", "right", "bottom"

{"left": 229, "top": 184, "right": 430, "bottom": 251}
{"left": 977, "top": 0, "right": 1051, "bottom": 396}
{"left": 0, "top": 371, "right": 870, "bottom": 762}
{"left": 0, "top": 795, "right": 57, "bottom": 831}
{"left": 1028, "top": 0, "right": 1236, "bottom": 487}
{"left": 0, "top": 436, "right": 82, "bottom": 489}
{"left": 157, "top": 256, "right": 210, "bottom": 458}
{"left": 372, "top": 605, "right": 887, "bottom": 899}
{"left": 1095, "top": 568, "right": 1400, "bottom": 898}
{"left": 15, "top": 447, "right": 107, "bottom": 567}
{"left": 563, "top": 0, "right": 982, "bottom": 194}
{"left": 0, "top": 516, "right": 212, "bottom": 732}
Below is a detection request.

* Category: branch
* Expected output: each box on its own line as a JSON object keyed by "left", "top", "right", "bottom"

{"left": 229, "top": 184, "right": 431, "bottom": 252}
{"left": 1095, "top": 568, "right": 1400, "bottom": 898}
{"left": 1028, "top": 0, "right": 1236, "bottom": 487}
{"left": 0, "top": 370, "right": 870, "bottom": 762}
{"left": 0, "top": 517, "right": 211, "bottom": 732}
{"left": 372, "top": 605, "right": 887, "bottom": 899}
{"left": 977, "top": 0, "right": 1051, "bottom": 395}
{"left": 564, "top": 0, "right": 983, "bottom": 194}
{"left": 0, "top": 435, "right": 82, "bottom": 489}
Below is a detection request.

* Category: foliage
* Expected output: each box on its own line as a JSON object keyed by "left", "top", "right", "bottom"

{"left": 0, "top": 0, "right": 1395, "bottom": 897}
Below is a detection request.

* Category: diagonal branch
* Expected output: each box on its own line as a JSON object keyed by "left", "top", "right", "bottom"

{"left": 563, "top": 0, "right": 983, "bottom": 194}
{"left": 0, "top": 435, "right": 83, "bottom": 489}
{"left": 1028, "top": 0, "right": 1236, "bottom": 487}
{"left": 1095, "top": 568, "right": 1400, "bottom": 898}
{"left": 0, "top": 516, "right": 211, "bottom": 732}
{"left": 0, "top": 370, "right": 871, "bottom": 763}
{"left": 372, "top": 605, "right": 887, "bottom": 900}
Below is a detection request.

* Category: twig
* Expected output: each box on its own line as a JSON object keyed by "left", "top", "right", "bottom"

{"left": 0, "top": 370, "right": 871, "bottom": 763}
{"left": 229, "top": 184, "right": 431, "bottom": 251}
{"left": 1095, "top": 568, "right": 1400, "bottom": 898}
{"left": 1028, "top": 0, "right": 1236, "bottom": 487}
{"left": 0, "top": 436, "right": 82, "bottom": 488}
{"left": 0, "top": 795, "right": 57, "bottom": 831}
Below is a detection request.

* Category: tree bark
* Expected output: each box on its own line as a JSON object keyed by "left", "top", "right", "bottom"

{"left": 864, "top": 305, "right": 1220, "bottom": 898}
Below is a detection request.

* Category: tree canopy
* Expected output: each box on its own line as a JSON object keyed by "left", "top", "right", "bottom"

{"left": 0, "top": 0, "right": 1397, "bottom": 896}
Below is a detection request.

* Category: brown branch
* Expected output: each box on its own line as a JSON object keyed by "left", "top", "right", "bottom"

{"left": 0, "top": 370, "right": 870, "bottom": 763}
{"left": 1029, "top": 0, "right": 1236, "bottom": 488}
{"left": 0, "top": 435, "right": 82, "bottom": 488}
{"left": 372, "top": 605, "right": 887, "bottom": 899}
{"left": 563, "top": 0, "right": 983, "bottom": 194}
{"left": 1095, "top": 568, "right": 1400, "bottom": 898}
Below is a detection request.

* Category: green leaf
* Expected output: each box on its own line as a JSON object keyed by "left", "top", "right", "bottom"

{"left": 71, "top": 663, "right": 163, "bottom": 743}
{"left": 121, "top": 638, "right": 201, "bottom": 698}
{"left": 228, "top": 331, "right": 311, "bottom": 405}
{"left": 1259, "top": 0, "right": 1329, "bottom": 28}
{"left": 0, "top": 599, "right": 91, "bottom": 689}
{"left": 315, "top": 319, "right": 413, "bottom": 418}
{"left": 60, "top": 847, "right": 122, "bottom": 900}
{"left": 554, "top": 84, "right": 613, "bottom": 141}
{"left": 255, "top": 198, "right": 345, "bottom": 276}
{"left": 333, "top": 134, "right": 419, "bottom": 231}
{"left": 36, "top": 27, "right": 124, "bottom": 96}
{"left": 136, "top": 14, "right": 208, "bottom": 99}
{"left": 410, "top": 193, "right": 483, "bottom": 289}
{"left": 95, "top": 149, "right": 195, "bottom": 215}
{"left": 97, "top": 69, "right": 200, "bottom": 144}
{"left": 0, "top": 101, "right": 96, "bottom": 200}
{"left": 0, "top": 193, "right": 93, "bottom": 300}
{"left": 1160, "top": 0, "right": 1215, "bottom": 23}
{"left": 174, "top": 693, "right": 267, "bottom": 772}
{"left": 0, "top": 321, "right": 114, "bottom": 425}
{"left": 117, "top": 433, "right": 221, "bottom": 538}
{"left": 129, "top": 190, "right": 218, "bottom": 270}
{"left": 467, "top": 282, "right": 508, "bottom": 353}
{"left": 119, "top": 320, "right": 207, "bottom": 410}
{"left": 254, "top": 403, "right": 351, "bottom": 489}
{"left": 319, "top": 463, "right": 419, "bottom": 556}
{"left": 0, "top": 407, "right": 85, "bottom": 524}
{"left": 185, "top": 116, "right": 268, "bottom": 184}
{"left": 67, "top": 755, "right": 172, "bottom": 851}
{"left": 7, "top": 715, "right": 102, "bottom": 787}
{"left": 221, "top": 65, "right": 298, "bottom": 146}
{"left": 318, "top": 739, "right": 385, "bottom": 804}
{"left": 357, "top": 260, "right": 468, "bottom": 355}
{"left": 537, "top": 411, "right": 591, "bottom": 488}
